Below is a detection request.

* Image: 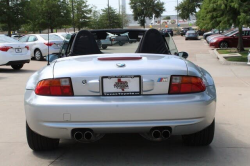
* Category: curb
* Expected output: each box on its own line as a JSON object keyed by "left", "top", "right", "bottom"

{"left": 213, "top": 49, "right": 248, "bottom": 66}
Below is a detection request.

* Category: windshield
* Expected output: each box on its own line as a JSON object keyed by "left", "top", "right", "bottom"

{"left": 0, "top": 35, "right": 20, "bottom": 43}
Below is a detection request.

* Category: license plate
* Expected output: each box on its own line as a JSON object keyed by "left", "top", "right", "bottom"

{"left": 15, "top": 48, "right": 22, "bottom": 53}
{"left": 102, "top": 75, "right": 141, "bottom": 96}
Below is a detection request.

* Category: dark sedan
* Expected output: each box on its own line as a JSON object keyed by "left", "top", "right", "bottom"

{"left": 161, "top": 28, "right": 173, "bottom": 36}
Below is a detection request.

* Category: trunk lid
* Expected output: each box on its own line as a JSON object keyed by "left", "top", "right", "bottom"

{"left": 53, "top": 53, "right": 188, "bottom": 95}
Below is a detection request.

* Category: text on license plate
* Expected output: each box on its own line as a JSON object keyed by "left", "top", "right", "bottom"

{"left": 15, "top": 48, "right": 22, "bottom": 53}
{"left": 102, "top": 76, "right": 141, "bottom": 96}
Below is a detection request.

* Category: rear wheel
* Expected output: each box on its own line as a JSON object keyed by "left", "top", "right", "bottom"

{"left": 182, "top": 119, "right": 215, "bottom": 146}
{"left": 119, "top": 41, "right": 124, "bottom": 46}
{"left": 34, "top": 49, "right": 43, "bottom": 61}
{"left": 11, "top": 64, "right": 23, "bottom": 70}
{"left": 26, "top": 122, "right": 59, "bottom": 151}
{"left": 102, "top": 45, "right": 108, "bottom": 49}
{"left": 219, "top": 41, "right": 229, "bottom": 48}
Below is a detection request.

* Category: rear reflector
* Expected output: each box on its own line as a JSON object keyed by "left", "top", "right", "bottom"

{"left": 35, "top": 78, "right": 74, "bottom": 96}
{"left": 169, "top": 76, "right": 206, "bottom": 94}
{"left": 98, "top": 57, "right": 142, "bottom": 61}
{"left": 44, "top": 42, "right": 54, "bottom": 46}
{"left": 0, "top": 46, "right": 12, "bottom": 52}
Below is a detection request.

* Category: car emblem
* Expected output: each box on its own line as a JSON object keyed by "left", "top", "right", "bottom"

{"left": 116, "top": 63, "right": 126, "bottom": 67}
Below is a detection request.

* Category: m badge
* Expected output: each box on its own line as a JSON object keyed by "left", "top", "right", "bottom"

{"left": 157, "top": 78, "right": 168, "bottom": 82}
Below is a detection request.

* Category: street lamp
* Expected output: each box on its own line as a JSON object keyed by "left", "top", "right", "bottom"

{"left": 72, "top": 0, "right": 75, "bottom": 32}
{"left": 108, "top": 0, "right": 111, "bottom": 28}
{"left": 177, "top": 0, "right": 178, "bottom": 28}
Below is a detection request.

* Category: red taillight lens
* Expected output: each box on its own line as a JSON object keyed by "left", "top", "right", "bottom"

{"left": 169, "top": 76, "right": 206, "bottom": 94}
{"left": 44, "top": 42, "right": 54, "bottom": 46}
{"left": 35, "top": 78, "right": 74, "bottom": 96}
{"left": 0, "top": 46, "right": 12, "bottom": 52}
{"left": 25, "top": 46, "right": 29, "bottom": 50}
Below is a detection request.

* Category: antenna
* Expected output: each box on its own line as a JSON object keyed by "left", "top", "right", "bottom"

{"left": 47, "top": 12, "right": 50, "bottom": 66}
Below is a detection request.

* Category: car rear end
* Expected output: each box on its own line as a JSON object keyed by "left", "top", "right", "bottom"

{"left": 25, "top": 54, "right": 216, "bottom": 141}
{"left": 0, "top": 35, "right": 30, "bottom": 66}
{"left": 38, "top": 34, "right": 64, "bottom": 57}
{"left": 185, "top": 31, "right": 198, "bottom": 40}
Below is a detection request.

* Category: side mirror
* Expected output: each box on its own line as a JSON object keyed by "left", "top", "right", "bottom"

{"left": 178, "top": 52, "right": 189, "bottom": 59}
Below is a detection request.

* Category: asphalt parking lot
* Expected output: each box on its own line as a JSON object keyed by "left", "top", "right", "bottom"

{"left": 0, "top": 36, "right": 250, "bottom": 166}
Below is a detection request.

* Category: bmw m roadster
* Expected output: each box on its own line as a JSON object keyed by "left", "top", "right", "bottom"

{"left": 24, "top": 29, "right": 216, "bottom": 151}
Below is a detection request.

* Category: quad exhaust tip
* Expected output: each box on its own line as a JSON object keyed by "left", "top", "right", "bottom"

{"left": 74, "top": 132, "right": 83, "bottom": 140}
{"left": 162, "top": 130, "right": 171, "bottom": 139}
{"left": 152, "top": 130, "right": 162, "bottom": 139}
{"left": 84, "top": 131, "right": 93, "bottom": 140}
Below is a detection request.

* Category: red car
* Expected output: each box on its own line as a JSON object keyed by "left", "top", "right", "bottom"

{"left": 209, "top": 29, "right": 250, "bottom": 48}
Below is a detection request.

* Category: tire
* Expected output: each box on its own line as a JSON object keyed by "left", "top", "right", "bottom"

{"left": 119, "top": 41, "right": 124, "bottom": 46}
{"left": 182, "top": 119, "right": 215, "bottom": 146}
{"left": 219, "top": 41, "right": 229, "bottom": 48}
{"left": 11, "top": 64, "right": 23, "bottom": 70}
{"left": 34, "top": 49, "right": 43, "bottom": 61}
{"left": 26, "top": 122, "right": 59, "bottom": 151}
{"left": 102, "top": 45, "right": 108, "bottom": 49}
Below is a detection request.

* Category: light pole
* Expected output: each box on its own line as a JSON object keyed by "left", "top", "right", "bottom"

{"left": 72, "top": 0, "right": 75, "bottom": 32}
{"left": 177, "top": 0, "right": 178, "bottom": 28}
{"left": 108, "top": 0, "right": 111, "bottom": 28}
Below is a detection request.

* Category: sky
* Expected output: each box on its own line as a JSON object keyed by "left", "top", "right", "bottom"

{"left": 87, "top": 0, "right": 183, "bottom": 15}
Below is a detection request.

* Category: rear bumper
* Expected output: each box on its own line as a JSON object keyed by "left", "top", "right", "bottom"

{"left": 25, "top": 86, "right": 216, "bottom": 139}
{"left": 186, "top": 37, "right": 198, "bottom": 40}
{"left": 5, "top": 59, "right": 30, "bottom": 65}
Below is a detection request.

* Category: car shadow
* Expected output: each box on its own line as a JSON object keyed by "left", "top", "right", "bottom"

{"left": 31, "top": 124, "right": 250, "bottom": 165}
{"left": 0, "top": 68, "right": 37, "bottom": 74}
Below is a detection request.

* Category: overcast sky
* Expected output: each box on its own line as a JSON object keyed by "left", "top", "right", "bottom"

{"left": 87, "top": 0, "right": 183, "bottom": 15}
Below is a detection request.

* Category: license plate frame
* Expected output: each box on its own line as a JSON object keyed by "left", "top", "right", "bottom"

{"left": 101, "top": 75, "right": 141, "bottom": 96}
{"left": 15, "top": 48, "right": 22, "bottom": 53}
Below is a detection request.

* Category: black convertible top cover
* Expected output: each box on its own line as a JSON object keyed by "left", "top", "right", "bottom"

{"left": 136, "top": 29, "right": 170, "bottom": 54}
{"left": 69, "top": 30, "right": 102, "bottom": 56}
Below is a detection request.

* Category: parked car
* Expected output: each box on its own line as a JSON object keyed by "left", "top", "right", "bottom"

{"left": 52, "top": 33, "right": 72, "bottom": 41}
{"left": 185, "top": 30, "right": 199, "bottom": 40}
{"left": 24, "top": 29, "right": 216, "bottom": 151}
{"left": 19, "top": 34, "right": 64, "bottom": 61}
{"left": 99, "top": 33, "right": 118, "bottom": 49}
{"left": 203, "top": 29, "right": 219, "bottom": 40}
{"left": 161, "top": 28, "right": 173, "bottom": 36}
{"left": 209, "top": 29, "right": 250, "bottom": 48}
{"left": 180, "top": 27, "right": 193, "bottom": 36}
{"left": 206, "top": 29, "right": 238, "bottom": 44}
{"left": 197, "top": 29, "right": 206, "bottom": 36}
{"left": 11, "top": 34, "right": 23, "bottom": 40}
{"left": 0, "top": 35, "right": 30, "bottom": 70}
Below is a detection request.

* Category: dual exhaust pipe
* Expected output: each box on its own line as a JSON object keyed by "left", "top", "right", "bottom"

{"left": 151, "top": 129, "right": 171, "bottom": 140}
{"left": 74, "top": 131, "right": 94, "bottom": 141}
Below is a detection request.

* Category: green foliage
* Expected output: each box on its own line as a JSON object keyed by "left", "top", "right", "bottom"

{"left": 197, "top": 0, "right": 250, "bottom": 51}
{"left": 164, "top": 16, "right": 171, "bottom": 20}
{"left": 71, "top": 0, "right": 92, "bottom": 31}
{"left": 129, "top": 0, "right": 165, "bottom": 28}
{"left": 0, "top": 0, "right": 28, "bottom": 36}
{"left": 176, "top": 0, "right": 202, "bottom": 20}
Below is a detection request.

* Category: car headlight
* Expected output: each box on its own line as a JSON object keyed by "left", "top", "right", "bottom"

{"left": 211, "top": 39, "right": 217, "bottom": 43}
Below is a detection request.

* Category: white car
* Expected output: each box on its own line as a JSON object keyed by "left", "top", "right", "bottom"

{"left": 25, "top": 29, "right": 216, "bottom": 151}
{"left": 51, "top": 33, "right": 72, "bottom": 41}
{"left": 19, "top": 34, "right": 64, "bottom": 61}
{"left": 0, "top": 35, "right": 30, "bottom": 70}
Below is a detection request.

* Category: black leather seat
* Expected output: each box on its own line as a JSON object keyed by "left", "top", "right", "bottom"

{"left": 136, "top": 29, "right": 170, "bottom": 54}
{"left": 69, "top": 30, "right": 102, "bottom": 56}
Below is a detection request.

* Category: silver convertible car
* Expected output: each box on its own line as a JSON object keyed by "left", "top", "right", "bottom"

{"left": 24, "top": 29, "right": 216, "bottom": 151}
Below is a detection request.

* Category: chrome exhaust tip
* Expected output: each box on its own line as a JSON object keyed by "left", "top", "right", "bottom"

{"left": 84, "top": 131, "right": 93, "bottom": 140}
{"left": 74, "top": 132, "right": 83, "bottom": 140}
{"left": 152, "top": 130, "right": 161, "bottom": 139}
{"left": 162, "top": 130, "right": 171, "bottom": 139}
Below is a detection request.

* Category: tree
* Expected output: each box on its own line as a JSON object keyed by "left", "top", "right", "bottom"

{"left": 71, "top": 0, "right": 92, "bottom": 31}
{"left": 0, "top": 0, "right": 28, "bottom": 36}
{"left": 176, "top": 0, "right": 202, "bottom": 20}
{"left": 129, "top": 0, "right": 165, "bottom": 28}
{"left": 164, "top": 16, "right": 171, "bottom": 20}
{"left": 39, "top": 0, "right": 71, "bottom": 33}
{"left": 197, "top": 0, "right": 250, "bottom": 52}
{"left": 89, "top": 6, "right": 101, "bottom": 29}
{"left": 98, "top": 7, "right": 122, "bottom": 29}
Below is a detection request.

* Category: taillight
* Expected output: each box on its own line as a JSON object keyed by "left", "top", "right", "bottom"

{"left": 25, "top": 46, "right": 29, "bottom": 50}
{"left": 169, "top": 76, "right": 206, "bottom": 94}
{"left": 0, "top": 46, "right": 12, "bottom": 52}
{"left": 35, "top": 78, "right": 74, "bottom": 96}
{"left": 44, "top": 42, "right": 54, "bottom": 46}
